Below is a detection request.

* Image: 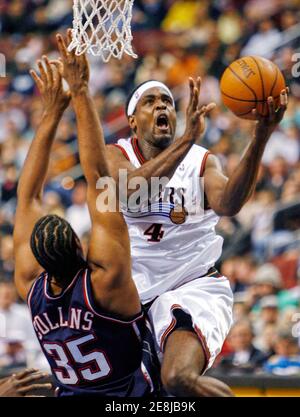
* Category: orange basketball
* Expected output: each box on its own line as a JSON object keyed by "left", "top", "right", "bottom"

{"left": 220, "top": 56, "right": 286, "bottom": 120}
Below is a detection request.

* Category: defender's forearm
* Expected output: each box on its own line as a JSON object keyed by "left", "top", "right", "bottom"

{"left": 17, "top": 110, "right": 62, "bottom": 201}
{"left": 72, "top": 90, "right": 110, "bottom": 184}
{"left": 221, "top": 136, "right": 268, "bottom": 215}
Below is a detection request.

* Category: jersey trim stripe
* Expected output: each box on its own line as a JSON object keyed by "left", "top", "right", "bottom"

{"left": 124, "top": 212, "right": 171, "bottom": 219}
{"left": 200, "top": 150, "right": 212, "bottom": 210}
{"left": 194, "top": 324, "right": 211, "bottom": 374}
{"left": 206, "top": 268, "right": 223, "bottom": 279}
{"left": 141, "top": 362, "right": 154, "bottom": 393}
{"left": 160, "top": 304, "right": 212, "bottom": 372}
{"left": 43, "top": 269, "right": 82, "bottom": 300}
{"left": 200, "top": 151, "right": 211, "bottom": 177}
{"left": 83, "top": 270, "right": 145, "bottom": 325}
{"left": 131, "top": 137, "right": 146, "bottom": 165}
{"left": 160, "top": 303, "right": 183, "bottom": 352}
{"left": 132, "top": 321, "right": 142, "bottom": 341}
{"left": 111, "top": 144, "right": 130, "bottom": 161}
{"left": 27, "top": 275, "right": 43, "bottom": 317}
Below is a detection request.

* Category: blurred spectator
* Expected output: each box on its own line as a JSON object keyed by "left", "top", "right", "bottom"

{"left": 264, "top": 329, "right": 300, "bottom": 375}
{"left": 43, "top": 191, "right": 65, "bottom": 218}
{"left": 217, "top": 7, "right": 243, "bottom": 45}
{"left": 241, "top": 18, "right": 282, "bottom": 58}
{"left": 133, "top": 0, "right": 168, "bottom": 30}
{"left": 180, "top": 1, "right": 216, "bottom": 48}
{"left": 249, "top": 191, "right": 277, "bottom": 262}
{"left": 262, "top": 125, "right": 300, "bottom": 167}
{"left": 162, "top": 0, "right": 200, "bottom": 32}
{"left": 265, "top": 157, "right": 289, "bottom": 199}
{"left": 1, "top": 164, "right": 17, "bottom": 203}
{"left": 217, "top": 320, "right": 269, "bottom": 375}
{"left": 252, "top": 264, "right": 282, "bottom": 297}
{"left": 0, "top": 281, "right": 47, "bottom": 372}
{"left": 0, "top": 234, "right": 14, "bottom": 280}
{"left": 221, "top": 255, "right": 257, "bottom": 292}
{"left": 254, "top": 323, "right": 278, "bottom": 356}
{"left": 244, "top": 264, "right": 281, "bottom": 309}
{"left": 232, "top": 292, "right": 251, "bottom": 322}
{"left": 246, "top": 264, "right": 299, "bottom": 315}
{"left": 253, "top": 295, "right": 280, "bottom": 336}
{"left": 65, "top": 181, "right": 91, "bottom": 239}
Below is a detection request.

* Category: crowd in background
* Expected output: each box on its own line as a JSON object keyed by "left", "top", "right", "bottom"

{"left": 0, "top": 0, "right": 300, "bottom": 378}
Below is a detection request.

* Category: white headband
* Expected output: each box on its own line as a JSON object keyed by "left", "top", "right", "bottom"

{"left": 127, "top": 81, "right": 174, "bottom": 117}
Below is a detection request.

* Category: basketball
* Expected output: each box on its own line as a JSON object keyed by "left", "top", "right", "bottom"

{"left": 220, "top": 56, "right": 286, "bottom": 120}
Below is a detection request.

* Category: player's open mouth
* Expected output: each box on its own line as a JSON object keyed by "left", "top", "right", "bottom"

{"left": 155, "top": 114, "right": 170, "bottom": 132}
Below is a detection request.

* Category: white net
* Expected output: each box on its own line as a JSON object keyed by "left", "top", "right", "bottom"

{"left": 69, "top": 0, "right": 137, "bottom": 62}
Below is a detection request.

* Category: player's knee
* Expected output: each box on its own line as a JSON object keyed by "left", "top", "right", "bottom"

{"left": 161, "top": 365, "right": 192, "bottom": 396}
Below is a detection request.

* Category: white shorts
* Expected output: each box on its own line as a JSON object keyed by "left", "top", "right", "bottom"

{"left": 147, "top": 273, "right": 233, "bottom": 373}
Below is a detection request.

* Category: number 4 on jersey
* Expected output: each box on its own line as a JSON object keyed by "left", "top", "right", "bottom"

{"left": 144, "top": 224, "right": 164, "bottom": 242}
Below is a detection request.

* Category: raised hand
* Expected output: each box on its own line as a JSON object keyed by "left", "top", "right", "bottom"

{"left": 56, "top": 29, "right": 90, "bottom": 95}
{"left": 0, "top": 368, "right": 52, "bottom": 397}
{"left": 30, "top": 56, "right": 71, "bottom": 115}
{"left": 253, "top": 88, "right": 289, "bottom": 142}
{"left": 182, "top": 77, "right": 216, "bottom": 144}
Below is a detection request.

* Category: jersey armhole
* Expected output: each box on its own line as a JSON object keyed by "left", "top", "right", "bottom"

{"left": 110, "top": 144, "right": 130, "bottom": 161}
{"left": 199, "top": 151, "right": 212, "bottom": 177}
{"left": 199, "top": 151, "right": 212, "bottom": 210}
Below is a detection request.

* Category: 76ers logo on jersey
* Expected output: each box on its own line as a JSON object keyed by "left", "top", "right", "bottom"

{"left": 156, "top": 187, "right": 186, "bottom": 209}
{"left": 169, "top": 205, "right": 188, "bottom": 224}
{"left": 165, "top": 187, "right": 187, "bottom": 224}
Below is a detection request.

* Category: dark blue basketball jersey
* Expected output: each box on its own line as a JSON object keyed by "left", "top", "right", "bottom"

{"left": 27, "top": 268, "right": 161, "bottom": 397}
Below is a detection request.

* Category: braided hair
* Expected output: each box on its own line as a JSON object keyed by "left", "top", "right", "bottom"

{"left": 30, "top": 215, "right": 87, "bottom": 283}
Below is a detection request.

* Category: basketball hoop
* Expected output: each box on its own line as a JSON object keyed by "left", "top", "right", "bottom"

{"left": 69, "top": 0, "right": 138, "bottom": 63}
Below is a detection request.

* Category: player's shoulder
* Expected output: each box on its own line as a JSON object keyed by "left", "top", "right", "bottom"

{"left": 106, "top": 138, "right": 132, "bottom": 161}
{"left": 193, "top": 144, "right": 222, "bottom": 166}
{"left": 185, "top": 143, "right": 210, "bottom": 163}
{"left": 107, "top": 137, "right": 131, "bottom": 149}
{"left": 186, "top": 144, "right": 221, "bottom": 177}
{"left": 191, "top": 143, "right": 209, "bottom": 154}
{"left": 107, "top": 138, "right": 131, "bottom": 153}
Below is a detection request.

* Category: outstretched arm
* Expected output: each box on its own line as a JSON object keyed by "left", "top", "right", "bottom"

{"left": 106, "top": 77, "right": 216, "bottom": 201}
{"left": 14, "top": 58, "right": 71, "bottom": 300}
{"left": 56, "top": 31, "right": 139, "bottom": 318}
{"left": 203, "top": 92, "right": 288, "bottom": 216}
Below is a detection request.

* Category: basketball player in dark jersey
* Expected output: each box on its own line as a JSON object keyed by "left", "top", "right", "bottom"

{"left": 13, "top": 39, "right": 160, "bottom": 396}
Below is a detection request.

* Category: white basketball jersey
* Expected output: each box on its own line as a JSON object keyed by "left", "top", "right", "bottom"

{"left": 115, "top": 137, "right": 223, "bottom": 303}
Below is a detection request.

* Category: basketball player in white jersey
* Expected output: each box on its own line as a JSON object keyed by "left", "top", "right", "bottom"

{"left": 105, "top": 78, "right": 288, "bottom": 396}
